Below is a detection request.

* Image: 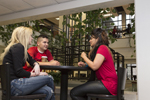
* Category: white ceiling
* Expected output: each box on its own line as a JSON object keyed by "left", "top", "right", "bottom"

{"left": 0, "top": 0, "right": 75, "bottom": 15}
{"left": 0, "top": 0, "right": 134, "bottom": 25}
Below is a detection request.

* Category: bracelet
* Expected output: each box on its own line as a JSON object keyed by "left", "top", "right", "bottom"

{"left": 85, "top": 63, "right": 88, "bottom": 67}
{"left": 34, "top": 62, "right": 39, "bottom": 66}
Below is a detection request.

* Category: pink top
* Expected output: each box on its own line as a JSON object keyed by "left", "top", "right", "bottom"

{"left": 96, "top": 45, "right": 118, "bottom": 95}
{"left": 23, "top": 46, "right": 53, "bottom": 72}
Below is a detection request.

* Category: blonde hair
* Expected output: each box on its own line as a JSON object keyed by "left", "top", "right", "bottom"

{"left": 1, "top": 26, "right": 33, "bottom": 61}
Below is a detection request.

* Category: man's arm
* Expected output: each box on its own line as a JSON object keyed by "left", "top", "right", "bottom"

{"left": 44, "top": 49, "right": 60, "bottom": 66}
{"left": 38, "top": 60, "right": 60, "bottom": 66}
{"left": 27, "top": 60, "right": 60, "bottom": 66}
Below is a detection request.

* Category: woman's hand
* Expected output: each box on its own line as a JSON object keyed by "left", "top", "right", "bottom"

{"left": 32, "top": 62, "right": 40, "bottom": 75}
{"left": 81, "top": 52, "right": 87, "bottom": 58}
{"left": 39, "top": 72, "right": 48, "bottom": 76}
{"left": 78, "top": 61, "right": 86, "bottom": 67}
{"left": 30, "top": 72, "right": 36, "bottom": 77}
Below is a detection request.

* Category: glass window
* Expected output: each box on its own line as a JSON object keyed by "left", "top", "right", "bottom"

{"left": 114, "top": 22, "right": 118, "bottom": 26}
{"left": 111, "top": 17, "right": 117, "bottom": 21}
{"left": 119, "top": 14, "right": 122, "bottom": 20}
{"left": 102, "top": 14, "right": 122, "bottom": 32}
{"left": 126, "top": 20, "right": 131, "bottom": 25}
{"left": 126, "top": 15, "right": 130, "bottom": 19}
{"left": 126, "top": 14, "right": 135, "bottom": 27}
{"left": 118, "top": 21, "right": 122, "bottom": 26}
{"left": 131, "top": 15, "right": 135, "bottom": 19}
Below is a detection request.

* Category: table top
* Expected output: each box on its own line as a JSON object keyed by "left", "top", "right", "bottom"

{"left": 40, "top": 65, "right": 91, "bottom": 71}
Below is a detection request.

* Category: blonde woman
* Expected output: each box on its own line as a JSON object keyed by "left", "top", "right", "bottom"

{"left": 1, "top": 26, "right": 55, "bottom": 100}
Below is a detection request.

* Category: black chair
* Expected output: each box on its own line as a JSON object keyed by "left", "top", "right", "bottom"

{"left": 87, "top": 67, "right": 126, "bottom": 100}
{"left": 0, "top": 63, "right": 46, "bottom": 100}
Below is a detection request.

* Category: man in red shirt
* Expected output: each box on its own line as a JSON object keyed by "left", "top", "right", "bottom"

{"left": 23, "top": 34, "right": 60, "bottom": 72}
{"left": 23, "top": 34, "right": 59, "bottom": 100}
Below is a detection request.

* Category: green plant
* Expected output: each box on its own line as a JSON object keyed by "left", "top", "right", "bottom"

{"left": 0, "top": 8, "right": 118, "bottom": 48}
{"left": 0, "top": 20, "right": 63, "bottom": 48}
{"left": 59, "top": 8, "right": 119, "bottom": 65}
{"left": 48, "top": 71, "right": 61, "bottom": 84}
{"left": 60, "top": 8, "right": 117, "bottom": 46}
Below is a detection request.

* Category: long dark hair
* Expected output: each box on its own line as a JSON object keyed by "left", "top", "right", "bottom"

{"left": 89, "top": 28, "right": 109, "bottom": 61}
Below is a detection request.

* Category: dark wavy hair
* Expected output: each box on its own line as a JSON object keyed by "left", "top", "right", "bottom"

{"left": 89, "top": 28, "right": 109, "bottom": 61}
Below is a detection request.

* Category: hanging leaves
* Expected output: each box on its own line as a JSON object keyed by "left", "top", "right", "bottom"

{"left": 0, "top": 20, "right": 54, "bottom": 47}
{"left": 60, "top": 7, "right": 118, "bottom": 46}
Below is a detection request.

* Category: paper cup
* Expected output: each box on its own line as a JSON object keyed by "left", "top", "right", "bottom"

{"left": 41, "top": 56, "right": 47, "bottom": 62}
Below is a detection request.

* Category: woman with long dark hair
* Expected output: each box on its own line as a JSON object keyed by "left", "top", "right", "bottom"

{"left": 70, "top": 28, "right": 118, "bottom": 100}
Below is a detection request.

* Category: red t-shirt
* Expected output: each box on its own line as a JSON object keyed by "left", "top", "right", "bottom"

{"left": 23, "top": 46, "right": 53, "bottom": 72}
{"left": 96, "top": 45, "right": 118, "bottom": 95}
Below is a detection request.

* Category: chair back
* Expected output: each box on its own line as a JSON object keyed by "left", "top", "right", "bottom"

{"left": 0, "top": 63, "right": 11, "bottom": 100}
{"left": 117, "top": 67, "right": 127, "bottom": 100}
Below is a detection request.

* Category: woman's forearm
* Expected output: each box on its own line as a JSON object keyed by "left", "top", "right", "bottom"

{"left": 82, "top": 56, "right": 97, "bottom": 70}
{"left": 82, "top": 54, "right": 105, "bottom": 71}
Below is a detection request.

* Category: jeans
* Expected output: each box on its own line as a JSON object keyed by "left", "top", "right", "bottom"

{"left": 11, "top": 75, "right": 55, "bottom": 100}
{"left": 70, "top": 81, "right": 111, "bottom": 100}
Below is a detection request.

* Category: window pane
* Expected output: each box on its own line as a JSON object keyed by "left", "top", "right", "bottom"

{"left": 118, "top": 21, "right": 122, "bottom": 26}
{"left": 118, "top": 26, "right": 122, "bottom": 30}
{"left": 126, "top": 15, "right": 130, "bottom": 19}
{"left": 126, "top": 20, "right": 131, "bottom": 26}
{"left": 119, "top": 14, "right": 122, "bottom": 20}
{"left": 114, "top": 22, "right": 118, "bottom": 26}
{"left": 131, "top": 14, "right": 135, "bottom": 19}
{"left": 111, "top": 17, "right": 117, "bottom": 21}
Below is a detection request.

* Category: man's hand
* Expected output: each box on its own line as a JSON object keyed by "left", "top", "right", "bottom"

{"left": 50, "top": 60, "right": 60, "bottom": 66}
{"left": 78, "top": 61, "right": 86, "bottom": 67}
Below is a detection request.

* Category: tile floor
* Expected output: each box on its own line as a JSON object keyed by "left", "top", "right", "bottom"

{"left": 0, "top": 79, "right": 138, "bottom": 100}
{"left": 55, "top": 79, "right": 138, "bottom": 100}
